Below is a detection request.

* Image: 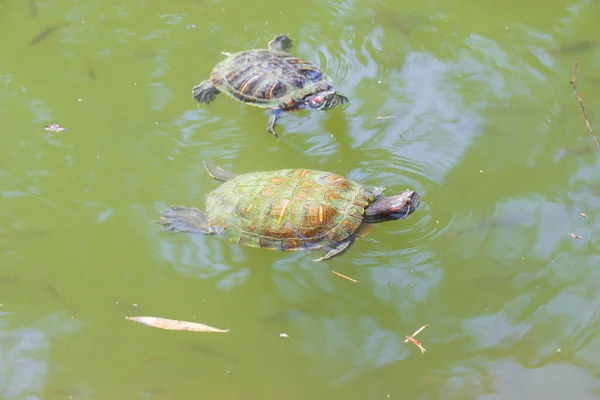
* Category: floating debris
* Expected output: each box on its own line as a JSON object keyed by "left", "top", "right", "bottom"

{"left": 126, "top": 316, "right": 229, "bottom": 333}
{"left": 44, "top": 124, "right": 66, "bottom": 132}
{"left": 581, "top": 212, "right": 588, "bottom": 218}
{"left": 280, "top": 333, "right": 289, "bottom": 338}
{"left": 404, "top": 324, "right": 429, "bottom": 354}
{"left": 375, "top": 116, "right": 397, "bottom": 120}
{"left": 29, "top": 22, "right": 68, "bottom": 46}
{"left": 570, "top": 233, "right": 583, "bottom": 239}
{"left": 332, "top": 270, "right": 358, "bottom": 283}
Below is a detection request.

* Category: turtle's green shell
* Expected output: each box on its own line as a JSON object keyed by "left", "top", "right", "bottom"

{"left": 204, "top": 169, "right": 375, "bottom": 250}
{"left": 209, "top": 49, "right": 333, "bottom": 110}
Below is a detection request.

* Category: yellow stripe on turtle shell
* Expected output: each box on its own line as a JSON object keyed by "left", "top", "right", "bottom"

{"left": 299, "top": 169, "right": 310, "bottom": 179}
{"left": 289, "top": 58, "right": 308, "bottom": 64}
{"left": 318, "top": 206, "right": 324, "bottom": 223}
{"left": 240, "top": 75, "right": 261, "bottom": 95}
{"left": 267, "top": 82, "right": 280, "bottom": 100}
{"left": 246, "top": 203, "right": 253, "bottom": 212}
{"left": 278, "top": 200, "right": 290, "bottom": 225}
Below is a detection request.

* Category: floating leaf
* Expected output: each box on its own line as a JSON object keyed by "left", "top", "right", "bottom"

{"left": 570, "top": 232, "right": 582, "bottom": 239}
{"left": 375, "top": 115, "right": 397, "bottom": 120}
{"left": 581, "top": 212, "right": 588, "bottom": 218}
{"left": 44, "top": 124, "right": 66, "bottom": 132}
{"left": 126, "top": 316, "right": 229, "bottom": 333}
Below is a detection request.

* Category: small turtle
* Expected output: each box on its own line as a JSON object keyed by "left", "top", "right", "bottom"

{"left": 159, "top": 162, "right": 420, "bottom": 261}
{"left": 192, "top": 35, "right": 349, "bottom": 138}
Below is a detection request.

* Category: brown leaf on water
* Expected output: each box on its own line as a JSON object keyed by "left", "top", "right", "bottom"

{"left": 126, "top": 316, "right": 229, "bottom": 333}
{"left": 570, "top": 232, "right": 583, "bottom": 239}
{"left": 44, "top": 124, "right": 66, "bottom": 132}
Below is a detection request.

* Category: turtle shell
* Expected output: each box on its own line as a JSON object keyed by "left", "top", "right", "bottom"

{"left": 204, "top": 169, "right": 375, "bottom": 251}
{"left": 209, "top": 50, "right": 333, "bottom": 110}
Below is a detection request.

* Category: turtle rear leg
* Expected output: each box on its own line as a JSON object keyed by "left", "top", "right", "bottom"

{"left": 159, "top": 206, "right": 213, "bottom": 234}
{"left": 314, "top": 236, "right": 356, "bottom": 262}
{"left": 267, "top": 109, "right": 282, "bottom": 138}
{"left": 203, "top": 161, "right": 237, "bottom": 181}
{"left": 192, "top": 80, "right": 220, "bottom": 104}
{"left": 268, "top": 35, "right": 293, "bottom": 52}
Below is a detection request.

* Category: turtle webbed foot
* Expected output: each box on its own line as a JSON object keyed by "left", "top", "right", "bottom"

{"left": 337, "top": 93, "right": 350, "bottom": 106}
{"left": 192, "top": 80, "right": 220, "bottom": 104}
{"left": 159, "top": 206, "right": 213, "bottom": 235}
{"left": 313, "top": 236, "right": 355, "bottom": 262}
{"left": 267, "top": 109, "right": 281, "bottom": 139}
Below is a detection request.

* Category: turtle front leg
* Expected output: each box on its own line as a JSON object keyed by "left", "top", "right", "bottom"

{"left": 267, "top": 109, "right": 282, "bottom": 138}
{"left": 159, "top": 206, "right": 214, "bottom": 235}
{"left": 313, "top": 236, "right": 355, "bottom": 262}
{"left": 192, "top": 80, "right": 220, "bottom": 104}
{"left": 203, "top": 161, "right": 238, "bottom": 181}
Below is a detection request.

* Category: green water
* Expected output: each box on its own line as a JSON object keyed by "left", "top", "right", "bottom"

{"left": 2, "top": 0, "right": 600, "bottom": 398}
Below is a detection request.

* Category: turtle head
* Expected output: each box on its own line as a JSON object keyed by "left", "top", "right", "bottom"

{"left": 363, "top": 190, "right": 420, "bottom": 223}
{"left": 305, "top": 90, "right": 349, "bottom": 110}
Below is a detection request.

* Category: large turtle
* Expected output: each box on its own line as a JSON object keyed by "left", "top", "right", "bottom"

{"left": 159, "top": 162, "right": 420, "bottom": 261}
{"left": 192, "top": 35, "right": 349, "bottom": 138}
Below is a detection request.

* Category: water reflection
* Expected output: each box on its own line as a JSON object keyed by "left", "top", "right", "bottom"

{"left": 0, "top": 311, "right": 80, "bottom": 399}
{"left": 4, "top": 0, "right": 600, "bottom": 397}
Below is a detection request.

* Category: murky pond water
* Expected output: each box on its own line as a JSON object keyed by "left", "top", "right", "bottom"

{"left": 2, "top": 0, "right": 600, "bottom": 398}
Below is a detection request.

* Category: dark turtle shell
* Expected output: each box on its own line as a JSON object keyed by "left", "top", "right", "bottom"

{"left": 209, "top": 50, "right": 334, "bottom": 110}
{"left": 204, "top": 169, "right": 375, "bottom": 250}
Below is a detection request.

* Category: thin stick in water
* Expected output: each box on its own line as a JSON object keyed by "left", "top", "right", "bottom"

{"left": 331, "top": 271, "right": 358, "bottom": 283}
{"left": 571, "top": 62, "right": 600, "bottom": 150}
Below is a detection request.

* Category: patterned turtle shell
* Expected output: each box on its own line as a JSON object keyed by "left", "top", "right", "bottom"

{"left": 209, "top": 48, "right": 333, "bottom": 110}
{"left": 204, "top": 169, "right": 376, "bottom": 250}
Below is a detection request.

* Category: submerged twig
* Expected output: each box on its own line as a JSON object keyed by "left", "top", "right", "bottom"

{"left": 29, "top": 22, "right": 68, "bottom": 46}
{"left": 571, "top": 62, "right": 600, "bottom": 151}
